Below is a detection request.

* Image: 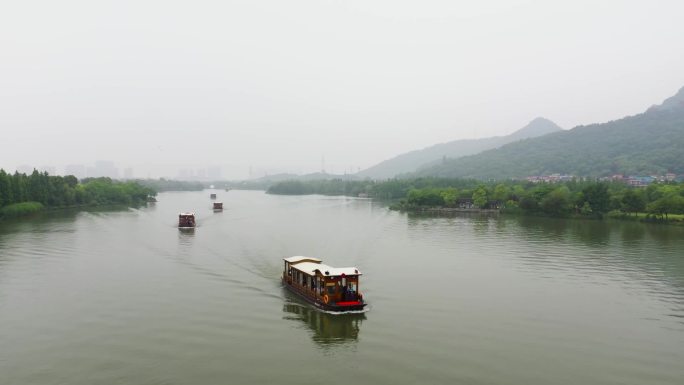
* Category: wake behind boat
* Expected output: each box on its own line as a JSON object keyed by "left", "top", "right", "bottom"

{"left": 283, "top": 256, "right": 366, "bottom": 312}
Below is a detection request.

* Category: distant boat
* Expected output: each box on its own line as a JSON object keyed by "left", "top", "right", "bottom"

{"left": 282, "top": 256, "right": 366, "bottom": 312}
{"left": 210, "top": 193, "right": 217, "bottom": 199}
{"left": 146, "top": 196, "right": 158, "bottom": 202}
{"left": 225, "top": 188, "right": 231, "bottom": 192}
{"left": 213, "top": 202, "right": 223, "bottom": 211}
{"left": 178, "top": 212, "right": 196, "bottom": 228}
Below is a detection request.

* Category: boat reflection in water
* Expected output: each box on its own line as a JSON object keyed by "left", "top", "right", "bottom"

{"left": 282, "top": 297, "right": 365, "bottom": 347}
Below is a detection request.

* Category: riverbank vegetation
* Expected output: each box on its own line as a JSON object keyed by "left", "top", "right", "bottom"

{"left": 0, "top": 202, "right": 45, "bottom": 218}
{"left": 266, "top": 177, "right": 684, "bottom": 223}
{"left": 0, "top": 169, "right": 156, "bottom": 219}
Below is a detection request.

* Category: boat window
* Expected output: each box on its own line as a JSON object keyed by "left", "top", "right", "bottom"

{"left": 327, "top": 286, "right": 335, "bottom": 295}
{"left": 341, "top": 277, "right": 346, "bottom": 287}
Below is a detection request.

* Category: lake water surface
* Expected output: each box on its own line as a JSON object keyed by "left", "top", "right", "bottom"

{"left": 1, "top": 190, "right": 683, "bottom": 384}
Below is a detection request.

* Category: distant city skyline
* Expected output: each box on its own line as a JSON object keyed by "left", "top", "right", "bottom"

{"left": 4, "top": 160, "right": 365, "bottom": 180}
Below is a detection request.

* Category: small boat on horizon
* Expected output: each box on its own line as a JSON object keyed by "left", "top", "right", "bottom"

{"left": 210, "top": 193, "right": 217, "bottom": 199}
{"left": 282, "top": 256, "right": 366, "bottom": 312}
{"left": 213, "top": 202, "right": 223, "bottom": 211}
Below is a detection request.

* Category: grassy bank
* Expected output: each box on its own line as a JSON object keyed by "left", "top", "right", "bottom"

{"left": 0, "top": 202, "right": 45, "bottom": 218}
{"left": 607, "top": 211, "right": 684, "bottom": 225}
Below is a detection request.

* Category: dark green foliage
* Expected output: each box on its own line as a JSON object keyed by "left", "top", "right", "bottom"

{"left": 621, "top": 189, "right": 646, "bottom": 215}
{"left": 261, "top": 174, "right": 684, "bottom": 222}
{"left": 0, "top": 169, "right": 157, "bottom": 220}
{"left": 382, "top": 178, "right": 684, "bottom": 221}
{"left": 407, "top": 189, "right": 445, "bottom": 207}
{"left": 646, "top": 193, "right": 684, "bottom": 219}
{"left": 0, "top": 169, "right": 12, "bottom": 207}
{"left": 539, "top": 187, "right": 572, "bottom": 216}
{"left": 267, "top": 180, "right": 315, "bottom": 195}
{"left": 0, "top": 202, "right": 44, "bottom": 218}
{"left": 472, "top": 186, "right": 488, "bottom": 208}
{"left": 579, "top": 183, "right": 611, "bottom": 216}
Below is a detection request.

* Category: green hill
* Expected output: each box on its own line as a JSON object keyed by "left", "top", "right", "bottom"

{"left": 415, "top": 87, "right": 684, "bottom": 179}
{"left": 358, "top": 117, "right": 562, "bottom": 179}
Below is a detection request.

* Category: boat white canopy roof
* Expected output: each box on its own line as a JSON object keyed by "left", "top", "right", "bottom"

{"left": 290, "top": 261, "right": 361, "bottom": 277}
{"left": 179, "top": 212, "right": 195, "bottom": 216}
{"left": 284, "top": 256, "right": 322, "bottom": 264}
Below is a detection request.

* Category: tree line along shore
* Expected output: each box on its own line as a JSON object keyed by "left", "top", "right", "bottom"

{"left": 266, "top": 178, "right": 684, "bottom": 224}
{"left": 3, "top": 170, "right": 683, "bottom": 225}
{"left": 0, "top": 169, "right": 156, "bottom": 219}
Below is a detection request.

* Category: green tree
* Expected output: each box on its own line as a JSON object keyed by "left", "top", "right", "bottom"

{"left": 407, "top": 188, "right": 444, "bottom": 206}
{"left": 646, "top": 194, "right": 684, "bottom": 219}
{"left": 12, "top": 172, "right": 27, "bottom": 203}
{"left": 620, "top": 189, "right": 645, "bottom": 215}
{"left": 440, "top": 188, "right": 458, "bottom": 207}
{"left": 580, "top": 201, "right": 593, "bottom": 215}
{"left": 540, "top": 186, "right": 572, "bottom": 216}
{"left": 580, "top": 183, "right": 610, "bottom": 215}
{"left": 472, "top": 186, "right": 488, "bottom": 208}
{"left": 493, "top": 184, "right": 510, "bottom": 201}
{"left": 0, "top": 169, "right": 12, "bottom": 207}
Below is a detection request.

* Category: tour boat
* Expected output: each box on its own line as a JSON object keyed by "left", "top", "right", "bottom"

{"left": 178, "top": 212, "right": 196, "bottom": 228}
{"left": 282, "top": 256, "right": 366, "bottom": 312}
{"left": 210, "top": 193, "right": 217, "bottom": 199}
{"left": 213, "top": 202, "right": 223, "bottom": 211}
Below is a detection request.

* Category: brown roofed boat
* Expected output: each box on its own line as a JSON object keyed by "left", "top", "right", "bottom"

{"left": 178, "top": 212, "right": 196, "bottom": 228}
{"left": 283, "top": 256, "right": 366, "bottom": 312}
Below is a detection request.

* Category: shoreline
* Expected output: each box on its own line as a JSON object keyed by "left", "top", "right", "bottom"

{"left": 394, "top": 206, "right": 684, "bottom": 225}
{"left": 0, "top": 201, "right": 149, "bottom": 222}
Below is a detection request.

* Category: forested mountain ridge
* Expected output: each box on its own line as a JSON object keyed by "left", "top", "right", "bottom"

{"left": 415, "top": 87, "right": 684, "bottom": 179}
{"left": 358, "top": 117, "right": 562, "bottom": 179}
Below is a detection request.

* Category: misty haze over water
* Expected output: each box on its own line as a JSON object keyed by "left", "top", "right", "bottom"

{"left": 2, "top": 1, "right": 684, "bottom": 179}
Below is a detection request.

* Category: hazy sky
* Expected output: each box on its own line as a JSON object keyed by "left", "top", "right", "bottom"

{"left": 1, "top": 0, "right": 683, "bottom": 179}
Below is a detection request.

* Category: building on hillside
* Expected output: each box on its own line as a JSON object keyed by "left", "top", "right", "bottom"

{"left": 626, "top": 176, "right": 654, "bottom": 187}
{"left": 525, "top": 174, "right": 575, "bottom": 183}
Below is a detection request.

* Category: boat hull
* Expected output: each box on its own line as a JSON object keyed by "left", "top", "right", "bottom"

{"left": 283, "top": 279, "right": 366, "bottom": 312}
